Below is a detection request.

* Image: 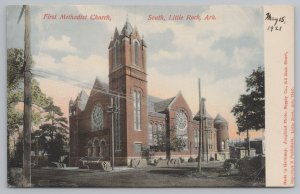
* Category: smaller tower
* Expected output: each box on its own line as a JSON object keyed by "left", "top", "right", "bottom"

{"left": 69, "top": 90, "right": 88, "bottom": 166}
{"left": 214, "top": 114, "right": 230, "bottom": 160}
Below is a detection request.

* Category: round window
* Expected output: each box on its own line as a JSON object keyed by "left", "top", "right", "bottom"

{"left": 91, "top": 104, "right": 103, "bottom": 131}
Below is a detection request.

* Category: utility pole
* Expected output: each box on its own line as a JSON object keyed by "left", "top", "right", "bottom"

{"left": 18, "top": 5, "right": 32, "bottom": 187}
{"left": 107, "top": 97, "right": 119, "bottom": 170}
{"left": 203, "top": 98, "right": 209, "bottom": 163}
{"left": 117, "top": 95, "right": 120, "bottom": 151}
{"left": 196, "top": 78, "right": 202, "bottom": 173}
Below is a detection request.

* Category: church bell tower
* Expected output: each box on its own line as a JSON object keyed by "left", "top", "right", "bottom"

{"left": 108, "top": 19, "right": 148, "bottom": 165}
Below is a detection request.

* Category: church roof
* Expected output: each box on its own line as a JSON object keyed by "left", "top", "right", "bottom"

{"left": 154, "top": 96, "right": 176, "bottom": 113}
{"left": 147, "top": 95, "right": 176, "bottom": 114}
{"left": 147, "top": 95, "right": 163, "bottom": 112}
{"left": 93, "top": 77, "right": 109, "bottom": 92}
{"left": 75, "top": 90, "right": 89, "bottom": 111}
{"left": 214, "top": 113, "right": 228, "bottom": 124}
{"left": 148, "top": 111, "right": 166, "bottom": 118}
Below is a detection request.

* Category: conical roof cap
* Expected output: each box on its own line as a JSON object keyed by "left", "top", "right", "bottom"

{"left": 214, "top": 113, "right": 228, "bottom": 124}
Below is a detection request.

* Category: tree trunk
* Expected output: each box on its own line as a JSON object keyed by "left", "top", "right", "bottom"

{"left": 247, "top": 129, "right": 250, "bottom": 156}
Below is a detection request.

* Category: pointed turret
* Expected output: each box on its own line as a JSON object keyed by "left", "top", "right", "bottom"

{"left": 113, "top": 27, "right": 119, "bottom": 39}
{"left": 132, "top": 25, "right": 141, "bottom": 39}
{"left": 193, "top": 98, "right": 213, "bottom": 120}
{"left": 214, "top": 113, "right": 228, "bottom": 124}
{"left": 69, "top": 98, "right": 74, "bottom": 105}
{"left": 121, "top": 19, "right": 133, "bottom": 37}
{"left": 142, "top": 35, "right": 147, "bottom": 47}
{"left": 214, "top": 113, "right": 229, "bottom": 153}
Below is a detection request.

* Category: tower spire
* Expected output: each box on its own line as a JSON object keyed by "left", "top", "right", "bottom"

{"left": 126, "top": 13, "right": 129, "bottom": 23}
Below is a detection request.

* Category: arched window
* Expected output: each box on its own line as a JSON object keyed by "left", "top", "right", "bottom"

{"left": 221, "top": 141, "right": 225, "bottom": 150}
{"left": 226, "top": 139, "right": 229, "bottom": 149}
{"left": 157, "top": 124, "right": 163, "bottom": 143}
{"left": 100, "top": 140, "right": 107, "bottom": 158}
{"left": 183, "top": 135, "right": 188, "bottom": 150}
{"left": 133, "top": 40, "right": 139, "bottom": 65}
{"left": 148, "top": 123, "right": 153, "bottom": 145}
{"left": 133, "top": 90, "right": 141, "bottom": 131}
{"left": 194, "top": 129, "right": 199, "bottom": 148}
{"left": 153, "top": 124, "right": 157, "bottom": 145}
{"left": 114, "top": 41, "right": 120, "bottom": 68}
{"left": 87, "top": 141, "right": 93, "bottom": 157}
{"left": 93, "top": 139, "right": 100, "bottom": 157}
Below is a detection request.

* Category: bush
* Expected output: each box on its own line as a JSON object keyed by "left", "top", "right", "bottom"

{"left": 238, "top": 156, "right": 265, "bottom": 178}
{"left": 179, "top": 157, "right": 185, "bottom": 163}
{"left": 223, "top": 158, "right": 238, "bottom": 170}
{"left": 188, "top": 157, "right": 195, "bottom": 163}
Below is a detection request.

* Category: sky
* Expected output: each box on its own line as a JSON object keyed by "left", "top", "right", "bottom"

{"left": 7, "top": 5, "right": 264, "bottom": 140}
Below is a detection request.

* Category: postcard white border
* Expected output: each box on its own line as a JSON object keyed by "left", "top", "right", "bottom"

{"left": 0, "top": 1, "right": 299, "bottom": 194}
{"left": 264, "top": 5, "right": 294, "bottom": 187}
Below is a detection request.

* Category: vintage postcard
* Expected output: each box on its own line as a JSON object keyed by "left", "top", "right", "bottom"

{"left": 6, "top": 5, "right": 294, "bottom": 187}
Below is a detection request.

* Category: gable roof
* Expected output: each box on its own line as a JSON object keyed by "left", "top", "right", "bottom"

{"left": 75, "top": 90, "right": 89, "bottom": 111}
{"left": 147, "top": 95, "right": 163, "bottom": 112}
{"left": 148, "top": 91, "right": 191, "bottom": 114}
{"left": 154, "top": 96, "right": 176, "bottom": 113}
{"left": 92, "top": 77, "right": 109, "bottom": 92}
{"left": 147, "top": 95, "right": 176, "bottom": 114}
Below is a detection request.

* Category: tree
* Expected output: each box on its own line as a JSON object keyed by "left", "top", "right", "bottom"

{"left": 7, "top": 48, "right": 52, "bottom": 165}
{"left": 7, "top": 49, "right": 52, "bottom": 133}
{"left": 37, "top": 102, "right": 69, "bottom": 163}
{"left": 231, "top": 66, "right": 265, "bottom": 154}
{"left": 149, "top": 126, "right": 187, "bottom": 152}
{"left": 7, "top": 48, "right": 24, "bottom": 136}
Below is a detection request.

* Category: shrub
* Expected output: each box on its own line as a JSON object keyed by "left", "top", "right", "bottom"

{"left": 238, "top": 155, "right": 265, "bottom": 178}
{"left": 179, "top": 157, "right": 185, "bottom": 163}
{"left": 223, "top": 158, "right": 238, "bottom": 170}
{"left": 188, "top": 157, "right": 195, "bottom": 163}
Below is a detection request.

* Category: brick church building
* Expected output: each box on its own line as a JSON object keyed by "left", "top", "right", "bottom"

{"left": 69, "top": 20, "right": 230, "bottom": 166}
